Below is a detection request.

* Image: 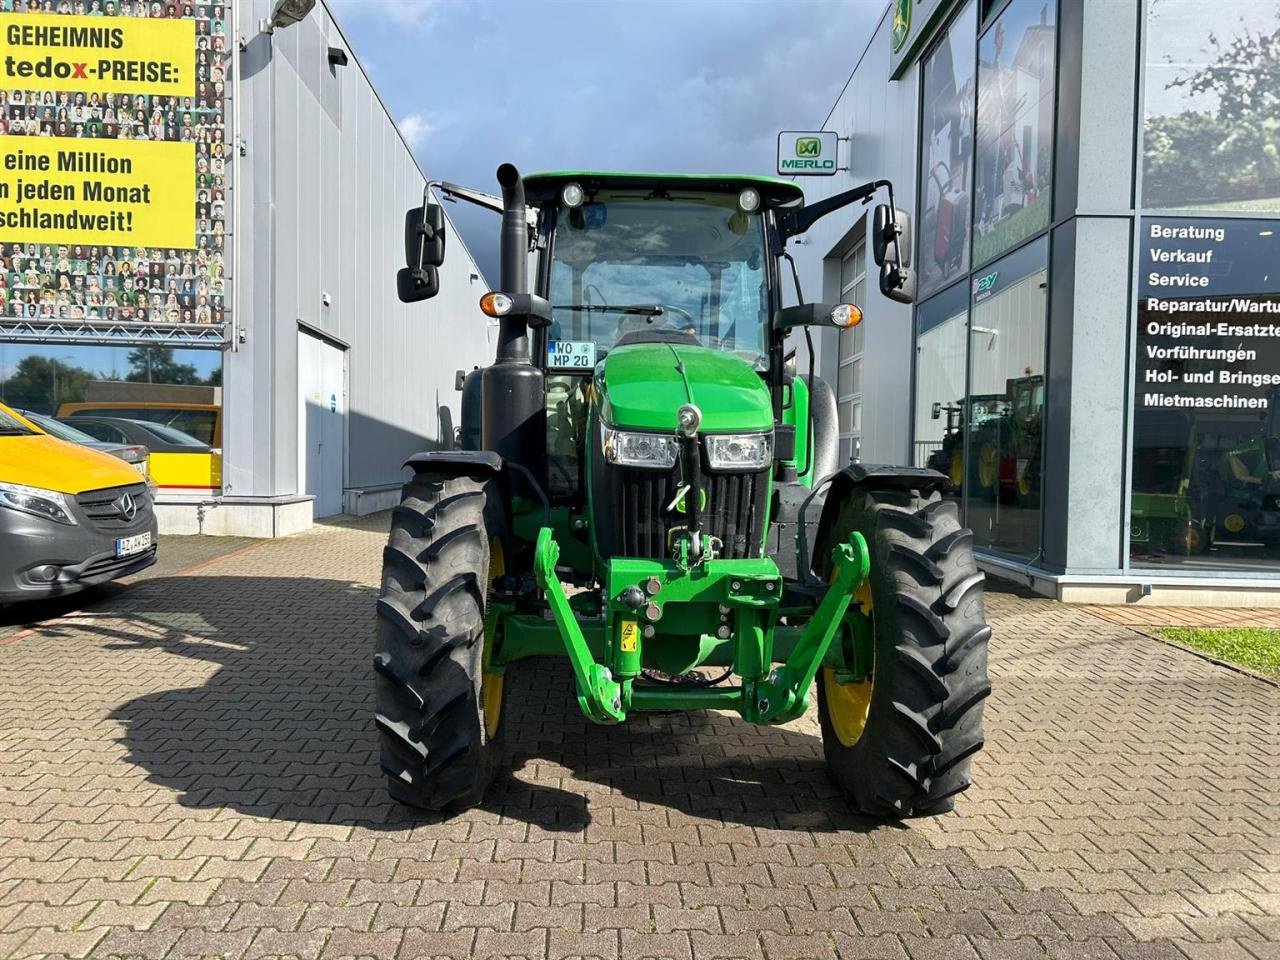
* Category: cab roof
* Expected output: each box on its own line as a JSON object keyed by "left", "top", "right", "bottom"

{"left": 523, "top": 171, "right": 805, "bottom": 208}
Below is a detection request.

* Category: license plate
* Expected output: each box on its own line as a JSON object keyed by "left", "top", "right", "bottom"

{"left": 547, "top": 339, "right": 596, "bottom": 371}
{"left": 115, "top": 531, "right": 152, "bottom": 558}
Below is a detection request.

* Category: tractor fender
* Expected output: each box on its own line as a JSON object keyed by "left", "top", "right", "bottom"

{"left": 403, "top": 449, "right": 503, "bottom": 477}
{"left": 809, "top": 463, "right": 950, "bottom": 577}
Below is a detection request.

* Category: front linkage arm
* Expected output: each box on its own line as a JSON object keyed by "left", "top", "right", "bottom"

{"left": 753, "top": 535, "right": 870, "bottom": 724}
{"left": 532, "top": 526, "right": 870, "bottom": 726}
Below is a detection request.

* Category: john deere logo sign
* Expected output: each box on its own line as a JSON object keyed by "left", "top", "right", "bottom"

{"left": 777, "top": 130, "right": 839, "bottom": 176}
{"left": 891, "top": 0, "right": 912, "bottom": 52}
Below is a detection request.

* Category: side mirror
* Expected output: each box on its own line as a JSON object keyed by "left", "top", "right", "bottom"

{"left": 872, "top": 204, "right": 911, "bottom": 268}
{"left": 879, "top": 262, "right": 915, "bottom": 304}
{"left": 397, "top": 265, "right": 439, "bottom": 302}
{"left": 404, "top": 202, "right": 446, "bottom": 270}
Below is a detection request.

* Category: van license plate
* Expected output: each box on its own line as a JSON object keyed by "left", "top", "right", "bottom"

{"left": 115, "top": 532, "right": 152, "bottom": 558}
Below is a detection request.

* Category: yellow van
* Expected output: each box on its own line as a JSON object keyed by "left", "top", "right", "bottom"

{"left": 0, "top": 401, "right": 158, "bottom": 603}
{"left": 57, "top": 401, "right": 221, "bottom": 491}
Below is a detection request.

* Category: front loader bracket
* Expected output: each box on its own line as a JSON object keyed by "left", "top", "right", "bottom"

{"left": 533, "top": 528, "right": 625, "bottom": 723}
{"left": 753, "top": 533, "right": 870, "bottom": 724}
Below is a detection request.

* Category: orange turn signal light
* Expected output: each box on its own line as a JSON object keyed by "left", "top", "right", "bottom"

{"left": 831, "top": 303, "right": 863, "bottom": 328}
{"left": 479, "top": 291, "right": 513, "bottom": 317}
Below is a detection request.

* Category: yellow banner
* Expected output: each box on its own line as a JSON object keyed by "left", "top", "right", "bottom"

{"left": 0, "top": 13, "right": 194, "bottom": 96}
{"left": 0, "top": 137, "right": 194, "bottom": 248}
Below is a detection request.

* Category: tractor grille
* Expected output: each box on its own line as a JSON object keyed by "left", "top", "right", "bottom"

{"left": 599, "top": 463, "right": 769, "bottom": 560}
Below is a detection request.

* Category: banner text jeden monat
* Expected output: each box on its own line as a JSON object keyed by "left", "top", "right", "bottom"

{"left": 0, "top": 139, "right": 194, "bottom": 248}
{"left": 0, "top": 13, "right": 193, "bottom": 97}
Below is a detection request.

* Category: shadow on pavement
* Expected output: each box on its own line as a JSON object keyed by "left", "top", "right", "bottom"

{"left": 88, "top": 573, "right": 877, "bottom": 833}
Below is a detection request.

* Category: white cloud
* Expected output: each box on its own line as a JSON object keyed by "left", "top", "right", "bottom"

{"left": 398, "top": 113, "right": 432, "bottom": 149}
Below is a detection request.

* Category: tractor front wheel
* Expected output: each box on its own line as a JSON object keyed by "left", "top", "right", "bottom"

{"left": 374, "top": 471, "right": 504, "bottom": 812}
{"left": 817, "top": 487, "right": 991, "bottom": 817}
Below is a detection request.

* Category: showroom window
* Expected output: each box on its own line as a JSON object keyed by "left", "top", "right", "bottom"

{"left": 973, "top": 0, "right": 1057, "bottom": 267}
{"left": 1143, "top": 1, "right": 1280, "bottom": 213}
{"left": 0, "top": 342, "right": 224, "bottom": 490}
{"left": 836, "top": 240, "right": 866, "bottom": 462}
{"left": 1129, "top": 219, "right": 1280, "bottom": 570}
{"left": 912, "top": 281, "right": 969, "bottom": 509}
{"left": 918, "top": 0, "right": 977, "bottom": 301}
{"left": 965, "top": 237, "right": 1047, "bottom": 559}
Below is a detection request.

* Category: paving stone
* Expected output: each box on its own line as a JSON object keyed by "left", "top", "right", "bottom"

{"left": 0, "top": 516, "right": 1275, "bottom": 960}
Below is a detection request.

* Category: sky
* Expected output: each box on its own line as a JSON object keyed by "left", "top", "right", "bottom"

{"left": 329, "top": 0, "right": 887, "bottom": 282}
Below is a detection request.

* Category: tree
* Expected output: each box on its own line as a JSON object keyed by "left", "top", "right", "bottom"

{"left": 1145, "top": 10, "right": 1280, "bottom": 208}
{"left": 125, "top": 347, "right": 202, "bottom": 385}
{"left": 0, "top": 356, "right": 95, "bottom": 413}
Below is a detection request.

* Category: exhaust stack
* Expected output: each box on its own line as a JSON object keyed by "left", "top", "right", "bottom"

{"left": 495, "top": 162, "right": 529, "bottom": 363}
{"left": 481, "top": 163, "right": 545, "bottom": 466}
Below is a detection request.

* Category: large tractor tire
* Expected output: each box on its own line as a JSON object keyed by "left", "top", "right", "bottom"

{"left": 817, "top": 487, "right": 991, "bottom": 817}
{"left": 374, "top": 471, "right": 505, "bottom": 812}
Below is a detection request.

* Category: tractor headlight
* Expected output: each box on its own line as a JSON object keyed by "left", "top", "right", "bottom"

{"left": 602, "top": 427, "right": 678, "bottom": 469}
{"left": 0, "top": 481, "right": 77, "bottom": 525}
{"left": 705, "top": 433, "right": 772, "bottom": 471}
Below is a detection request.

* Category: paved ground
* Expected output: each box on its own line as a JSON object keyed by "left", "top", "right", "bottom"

{"left": 0, "top": 534, "right": 258, "bottom": 643}
{"left": 0, "top": 513, "right": 1277, "bottom": 960}
{"left": 1083, "top": 604, "right": 1280, "bottom": 630}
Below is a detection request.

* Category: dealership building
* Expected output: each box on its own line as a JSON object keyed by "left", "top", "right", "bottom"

{"left": 0, "top": 0, "right": 489, "bottom": 537}
{"left": 794, "top": 0, "right": 1280, "bottom": 604}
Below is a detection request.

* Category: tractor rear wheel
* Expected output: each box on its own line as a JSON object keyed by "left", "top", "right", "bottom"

{"left": 817, "top": 487, "right": 991, "bottom": 817}
{"left": 374, "top": 471, "right": 504, "bottom": 812}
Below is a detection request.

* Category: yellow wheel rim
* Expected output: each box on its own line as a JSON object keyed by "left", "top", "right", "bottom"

{"left": 949, "top": 449, "right": 963, "bottom": 487}
{"left": 823, "top": 577, "right": 874, "bottom": 748}
{"left": 481, "top": 538, "right": 505, "bottom": 739}
{"left": 978, "top": 442, "right": 997, "bottom": 490}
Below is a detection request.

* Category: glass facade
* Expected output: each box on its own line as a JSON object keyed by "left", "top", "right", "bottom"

{"left": 1143, "top": 1, "right": 1280, "bottom": 213}
{"left": 966, "top": 238, "right": 1046, "bottom": 558}
{"left": 1130, "top": 220, "right": 1280, "bottom": 569}
{"left": 0, "top": 342, "right": 223, "bottom": 489}
{"left": 918, "top": 1, "right": 976, "bottom": 300}
{"left": 912, "top": 280, "right": 968, "bottom": 509}
{"left": 912, "top": 0, "right": 1052, "bottom": 562}
{"left": 973, "top": 0, "right": 1056, "bottom": 266}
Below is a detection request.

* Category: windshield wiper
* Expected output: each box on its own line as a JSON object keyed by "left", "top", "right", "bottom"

{"left": 553, "top": 303, "right": 665, "bottom": 316}
{"left": 0, "top": 427, "right": 33, "bottom": 435}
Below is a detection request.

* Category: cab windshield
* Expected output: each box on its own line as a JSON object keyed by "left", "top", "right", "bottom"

{"left": 548, "top": 190, "right": 769, "bottom": 369}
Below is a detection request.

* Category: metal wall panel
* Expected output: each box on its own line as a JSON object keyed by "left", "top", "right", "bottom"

{"left": 225, "top": 0, "right": 492, "bottom": 501}
{"left": 791, "top": 5, "right": 918, "bottom": 467}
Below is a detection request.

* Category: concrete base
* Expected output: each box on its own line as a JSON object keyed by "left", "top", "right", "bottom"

{"left": 978, "top": 555, "right": 1280, "bottom": 607}
{"left": 155, "top": 494, "right": 315, "bottom": 538}
{"left": 344, "top": 483, "right": 400, "bottom": 516}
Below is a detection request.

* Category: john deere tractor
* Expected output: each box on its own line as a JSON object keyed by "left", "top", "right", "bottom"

{"left": 377, "top": 165, "right": 991, "bottom": 818}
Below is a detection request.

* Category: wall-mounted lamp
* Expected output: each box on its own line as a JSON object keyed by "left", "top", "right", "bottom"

{"left": 259, "top": 0, "right": 316, "bottom": 36}
{"left": 327, "top": 46, "right": 349, "bottom": 67}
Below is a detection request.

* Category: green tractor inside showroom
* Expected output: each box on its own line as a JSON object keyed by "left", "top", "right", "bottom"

{"left": 379, "top": 164, "right": 991, "bottom": 818}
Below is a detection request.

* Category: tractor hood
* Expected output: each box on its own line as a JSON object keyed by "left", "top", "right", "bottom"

{"left": 596, "top": 342, "right": 773, "bottom": 433}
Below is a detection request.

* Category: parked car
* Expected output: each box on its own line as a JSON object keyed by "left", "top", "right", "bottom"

{"left": 16, "top": 409, "right": 154, "bottom": 490}
{"left": 58, "top": 401, "right": 220, "bottom": 447}
{"left": 58, "top": 416, "right": 221, "bottom": 490}
{"left": 0, "top": 400, "right": 157, "bottom": 604}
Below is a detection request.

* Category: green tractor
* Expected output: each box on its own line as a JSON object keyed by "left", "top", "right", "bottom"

{"left": 378, "top": 165, "right": 991, "bottom": 818}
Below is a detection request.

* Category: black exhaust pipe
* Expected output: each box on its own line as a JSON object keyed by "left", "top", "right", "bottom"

{"left": 482, "top": 162, "right": 544, "bottom": 467}
{"left": 495, "top": 162, "right": 528, "bottom": 362}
